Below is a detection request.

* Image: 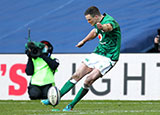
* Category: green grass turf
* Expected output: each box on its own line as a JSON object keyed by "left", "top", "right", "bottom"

{"left": 0, "top": 100, "right": 160, "bottom": 115}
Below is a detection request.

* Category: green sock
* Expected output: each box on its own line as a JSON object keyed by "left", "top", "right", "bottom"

{"left": 60, "top": 80, "right": 75, "bottom": 98}
{"left": 70, "top": 87, "right": 89, "bottom": 108}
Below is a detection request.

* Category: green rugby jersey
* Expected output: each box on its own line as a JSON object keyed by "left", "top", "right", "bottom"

{"left": 94, "top": 13, "right": 121, "bottom": 61}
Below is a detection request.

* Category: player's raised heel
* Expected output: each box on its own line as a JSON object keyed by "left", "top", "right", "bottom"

{"left": 41, "top": 99, "right": 51, "bottom": 105}
{"left": 63, "top": 104, "right": 73, "bottom": 111}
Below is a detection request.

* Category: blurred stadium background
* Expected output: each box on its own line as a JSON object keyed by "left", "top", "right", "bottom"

{"left": 1, "top": 1, "right": 160, "bottom": 114}
{"left": 0, "top": 0, "right": 160, "bottom": 53}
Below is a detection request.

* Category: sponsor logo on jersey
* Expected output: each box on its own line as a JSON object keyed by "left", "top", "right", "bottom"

{"left": 98, "top": 34, "right": 102, "bottom": 41}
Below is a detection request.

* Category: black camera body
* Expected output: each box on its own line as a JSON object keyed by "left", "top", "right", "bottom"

{"left": 25, "top": 29, "right": 46, "bottom": 58}
{"left": 25, "top": 41, "right": 45, "bottom": 58}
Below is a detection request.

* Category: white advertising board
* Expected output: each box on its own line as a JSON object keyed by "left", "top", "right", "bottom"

{"left": 0, "top": 54, "right": 160, "bottom": 100}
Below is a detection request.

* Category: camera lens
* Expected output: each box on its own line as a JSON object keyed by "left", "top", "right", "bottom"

{"left": 32, "top": 48, "right": 38, "bottom": 54}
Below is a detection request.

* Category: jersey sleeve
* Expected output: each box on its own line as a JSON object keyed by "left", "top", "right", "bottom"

{"left": 104, "top": 19, "right": 119, "bottom": 30}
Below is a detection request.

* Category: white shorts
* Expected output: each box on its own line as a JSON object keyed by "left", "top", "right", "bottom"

{"left": 82, "top": 53, "right": 117, "bottom": 75}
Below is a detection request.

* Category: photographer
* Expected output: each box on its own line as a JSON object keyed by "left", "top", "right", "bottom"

{"left": 154, "top": 29, "right": 160, "bottom": 52}
{"left": 25, "top": 40, "right": 59, "bottom": 100}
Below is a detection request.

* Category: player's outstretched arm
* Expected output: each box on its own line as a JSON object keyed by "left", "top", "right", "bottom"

{"left": 97, "top": 22, "right": 113, "bottom": 32}
{"left": 76, "top": 29, "right": 97, "bottom": 48}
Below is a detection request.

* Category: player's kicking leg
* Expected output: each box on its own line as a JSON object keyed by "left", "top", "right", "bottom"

{"left": 41, "top": 62, "right": 92, "bottom": 106}
{"left": 60, "top": 62, "right": 92, "bottom": 98}
{"left": 63, "top": 68, "right": 102, "bottom": 111}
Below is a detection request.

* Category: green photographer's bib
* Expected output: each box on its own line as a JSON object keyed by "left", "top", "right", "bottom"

{"left": 31, "top": 56, "right": 56, "bottom": 86}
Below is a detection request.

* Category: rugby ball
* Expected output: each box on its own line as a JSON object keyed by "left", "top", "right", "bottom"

{"left": 47, "top": 86, "right": 60, "bottom": 106}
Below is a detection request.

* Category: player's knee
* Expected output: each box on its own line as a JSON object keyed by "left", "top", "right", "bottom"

{"left": 71, "top": 72, "right": 81, "bottom": 81}
{"left": 84, "top": 79, "right": 92, "bottom": 87}
{"left": 28, "top": 87, "right": 41, "bottom": 100}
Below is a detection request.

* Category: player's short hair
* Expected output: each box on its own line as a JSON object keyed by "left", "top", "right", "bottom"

{"left": 84, "top": 6, "right": 101, "bottom": 17}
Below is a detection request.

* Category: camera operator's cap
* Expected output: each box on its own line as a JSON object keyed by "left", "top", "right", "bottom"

{"left": 40, "top": 40, "right": 53, "bottom": 53}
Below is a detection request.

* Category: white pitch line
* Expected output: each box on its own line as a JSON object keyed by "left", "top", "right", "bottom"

{"left": 0, "top": 101, "right": 38, "bottom": 104}
{"left": 78, "top": 101, "right": 160, "bottom": 105}
{"left": 106, "top": 110, "right": 160, "bottom": 113}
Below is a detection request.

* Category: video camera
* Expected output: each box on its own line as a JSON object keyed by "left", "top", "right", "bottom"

{"left": 25, "top": 29, "right": 45, "bottom": 58}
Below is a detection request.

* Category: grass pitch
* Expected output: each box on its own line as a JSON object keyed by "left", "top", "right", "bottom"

{"left": 0, "top": 100, "right": 160, "bottom": 115}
